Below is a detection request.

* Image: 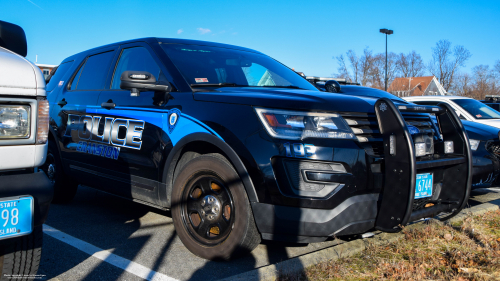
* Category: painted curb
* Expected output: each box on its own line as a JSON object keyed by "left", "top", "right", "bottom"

{"left": 222, "top": 198, "right": 500, "bottom": 281}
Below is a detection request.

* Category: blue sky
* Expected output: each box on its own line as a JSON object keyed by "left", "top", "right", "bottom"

{"left": 2, "top": 0, "right": 499, "bottom": 77}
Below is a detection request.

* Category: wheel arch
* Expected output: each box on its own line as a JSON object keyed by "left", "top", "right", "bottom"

{"left": 160, "top": 132, "right": 259, "bottom": 208}
{"left": 47, "top": 126, "right": 71, "bottom": 174}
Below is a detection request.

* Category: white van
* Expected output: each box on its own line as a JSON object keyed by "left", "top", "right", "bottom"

{"left": 0, "top": 20, "right": 53, "bottom": 279}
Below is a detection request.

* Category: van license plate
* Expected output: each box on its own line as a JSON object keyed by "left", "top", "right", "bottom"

{"left": 415, "top": 173, "right": 433, "bottom": 199}
{"left": 0, "top": 197, "right": 33, "bottom": 240}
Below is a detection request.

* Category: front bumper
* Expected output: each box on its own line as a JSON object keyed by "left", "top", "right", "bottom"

{"left": 251, "top": 99, "right": 471, "bottom": 241}
{"left": 0, "top": 171, "right": 53, "bottom": 227}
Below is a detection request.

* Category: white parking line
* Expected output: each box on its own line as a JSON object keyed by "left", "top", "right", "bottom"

{"left": 43, "top": 224, "right": 179, "bottom": 281}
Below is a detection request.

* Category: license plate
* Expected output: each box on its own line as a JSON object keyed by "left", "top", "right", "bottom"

{"left": 415, "top": 173, "right": 433, "bottom": 199}
{"left": 0, "top": 196, "right": 33, "bottom": 240}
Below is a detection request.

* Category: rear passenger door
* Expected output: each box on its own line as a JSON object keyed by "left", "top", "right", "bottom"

{"left": 94, "top": 43, "right": 173, "bottom": 204}
{"left": 52, "top": 48, "right": 117, "bottom": 182}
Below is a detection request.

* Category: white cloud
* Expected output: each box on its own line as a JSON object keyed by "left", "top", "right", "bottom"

{"left": 197, "top": 28, "right": 211, "bottom": 35}
{"left": 177, "top": 29, "right": 184, "bottom": 34}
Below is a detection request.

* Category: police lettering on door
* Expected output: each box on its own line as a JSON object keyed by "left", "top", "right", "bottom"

{"left": 65, "top": 114, "right": 145, "bottom": 160}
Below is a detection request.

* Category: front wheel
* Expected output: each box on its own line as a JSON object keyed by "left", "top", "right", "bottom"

{"left": 171, "top": 154, "right": 261, "bottom": 260}
{"left": 0, "top": 226, "right": 43, "bottom": 281}
{"left": 40, "top": 141, "right": 78, "bottom": 204}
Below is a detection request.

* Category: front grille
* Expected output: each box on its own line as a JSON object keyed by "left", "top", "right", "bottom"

{"left": 343, "top": 112, "right": 438, "bottom": 158}
{"left": 486, "top": 140, "right": 500, "bottom": 160}
{"left": 342, "top": 113, "right": 383, "bottom": 157}
{"left": 401, "top": 114, "right": 437, "bottom": 136}
{"left": 413, "top": 197, "right": 432, "bottom": 211}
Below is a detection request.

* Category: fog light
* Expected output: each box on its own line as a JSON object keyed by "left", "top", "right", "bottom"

{"left": 415, "top": 143, "right": 426, "bottom": 157}
{"left": 389, "top": 135, "right": 396, "bottom": 155}
{"left": 469, "top": 139, "right": 480, "bottom": 151}
{"left": 444, "top": 141, "right": 454, "bottom": 154}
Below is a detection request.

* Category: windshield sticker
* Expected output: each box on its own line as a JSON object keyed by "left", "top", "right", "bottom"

{"left": 195, "top": 78, "right": 208, "bottom": 83}
{"left": 477, "top": 114, "right": 482, "bottom": 118}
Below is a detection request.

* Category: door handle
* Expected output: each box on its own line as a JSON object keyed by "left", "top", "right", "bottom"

{"left": 101, "top": 99, "right": 116, "bottom": 109}
{"left": 57, "top": 99, "right": 67, "bottom": 107}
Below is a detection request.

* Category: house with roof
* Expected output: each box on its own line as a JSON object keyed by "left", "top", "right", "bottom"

{"left": 35, "top": 64, "right": 57, "bottom": 80}
{"left": 388, "top": 76, "right": 447, "bottom": 97}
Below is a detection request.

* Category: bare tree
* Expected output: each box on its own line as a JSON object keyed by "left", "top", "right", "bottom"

{"left": 451, "top": 72, "right": 471, "bottom": 96}
{"left": 336, "top": 50, "right": 360, "bottom": 83}
{"left": 359, "top": 47, "right": 376, "bottom": 86}
{"left": 471, "top": 65, "right": 496, "bottom": 99}
{"left": 336, "top": 54, "right": 352, "bottom": 82}
{"left": 395, "top": 51, "right": 425, "bottom": 77}
{"left": 494, "top": 60, "right": 500, "bottom": 78}
{"left": 428, "top": 40, "right": 472, "bottom": 92}
{"left": 346, "top": 50, "right": 360, "bottom": 83}
{"left": 373, "top": 52, "right": 397, "bottom": 90}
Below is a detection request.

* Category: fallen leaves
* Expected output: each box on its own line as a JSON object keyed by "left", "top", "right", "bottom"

{"left": 278, "top": 209, "right": 500, "bottom": 281}
{"left": 444, "top": 233, "right": 453, "bottom": 241}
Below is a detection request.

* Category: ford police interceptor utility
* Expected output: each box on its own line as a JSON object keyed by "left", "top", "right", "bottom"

{"left": 45, "top": 37, "right": 472, "bottom": 260}
{"left": 0, "top": 21, "right": 53, "bottom": 278}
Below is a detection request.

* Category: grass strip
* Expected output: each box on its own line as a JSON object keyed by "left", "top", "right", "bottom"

{"left": 278, "top": 210, "right": 500, "bottom": 281}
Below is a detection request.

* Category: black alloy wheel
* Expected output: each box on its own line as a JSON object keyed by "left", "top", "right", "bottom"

{"left": 181, "top": 174, "right": 234, "bottom": 245}
{"left": 171, "top": 153, "right": 261, "bottom": 260}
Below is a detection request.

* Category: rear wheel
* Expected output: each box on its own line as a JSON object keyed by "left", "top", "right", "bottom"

{"left": 0, "top": 226, "right": 43, "bottom": 281}
{"left": 40, "top": 141, "right": 78, "bottom": 204}
{"left": 172, "top": 154, "right": 260, "bottom": 260}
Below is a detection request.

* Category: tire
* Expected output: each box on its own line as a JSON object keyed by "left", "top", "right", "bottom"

{"left": 40, "top": 140, "right": 78, "bottom": 204}
{"left": 172, "top": 153, "right": 261, "bottom": 260}
{"left": 0, "top": 225, "right": 43, "bottom": 281}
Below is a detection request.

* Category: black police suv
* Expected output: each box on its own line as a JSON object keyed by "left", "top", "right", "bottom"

{"left": 45, "top": 38, "right": 471, "bottom": 260}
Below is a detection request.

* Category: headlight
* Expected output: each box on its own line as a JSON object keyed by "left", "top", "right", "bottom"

{"left": 469, "top": 139, "right": 480, "bottom": 151}
{"left": 0, "top": 105, "right": 30, "bottom": 139}
{"left": 255, "top": 108, "right": 355, "bottom": 140}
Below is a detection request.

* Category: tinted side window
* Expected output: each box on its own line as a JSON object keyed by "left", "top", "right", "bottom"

{"left": 70, "top": 61, "right": 85, "bottom": 90}
{"left": 111, "top": 47, "right": 160, "bottom": 89}
{"left": 72, "top": 51, "right": 115, "bottom": 90}
{"left": 46, "top": 61, "right": 74, "bottom": 92}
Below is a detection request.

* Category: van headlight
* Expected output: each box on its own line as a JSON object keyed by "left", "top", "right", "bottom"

{"left": 255, "top": 108, "right": 355, "bottom": 140}
{"left": 0, "top": 105, "right": 30, "bottom": 139}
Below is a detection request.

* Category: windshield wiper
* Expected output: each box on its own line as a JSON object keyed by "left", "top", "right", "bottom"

{"left": 261, "top": 85, "right": 304, "bottom": 90}
{"left": 190, "top": 83, "right": 248, "bottom": 88}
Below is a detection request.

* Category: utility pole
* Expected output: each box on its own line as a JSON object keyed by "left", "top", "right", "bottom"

{"left": 379, "top": 29, "right": 393, "bottom": 91}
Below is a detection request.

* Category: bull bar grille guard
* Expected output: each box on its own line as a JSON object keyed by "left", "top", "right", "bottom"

{"left": 374, "top": 98, "right": 472, "bottom": 232}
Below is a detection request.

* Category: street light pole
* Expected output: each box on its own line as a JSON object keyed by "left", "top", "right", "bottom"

{"left": 379, "top": 28, "right": 393, "bottom": 91}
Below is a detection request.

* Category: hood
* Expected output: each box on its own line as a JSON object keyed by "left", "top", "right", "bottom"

{"left": 0, "top": 47, "right": 45, "bottom": 96}
{"left": 462, "top": 120, "right": 500, "bottom": 141}
{"left": 337, "top": 85, "right": 408, "bottom": 104}
{"left": 193, "top": 87, "right": 380, "bottom": 113}
{"left": 474, "top": 119, "right": 500, "bottom": 129}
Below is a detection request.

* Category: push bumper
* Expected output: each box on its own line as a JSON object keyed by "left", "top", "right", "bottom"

{"left": 374, "top": 98, "right": 471, "bottom": 231}
{"left": 0, "top": 171, "right": 53, "bottom": 227}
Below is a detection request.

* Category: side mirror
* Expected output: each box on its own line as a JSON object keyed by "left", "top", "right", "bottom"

{"left": 325, "top": 80, "right": 341, "bottom": 93}
{"left": 120, "top": 71, "right": 170, "bottom": 96}
{"left": 0, "top": 20, "right": 27, "bottom": 57}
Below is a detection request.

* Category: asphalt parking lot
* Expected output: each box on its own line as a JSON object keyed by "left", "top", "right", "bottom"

{"left": 38, "top": 186, "right": 500, "bottom": 281}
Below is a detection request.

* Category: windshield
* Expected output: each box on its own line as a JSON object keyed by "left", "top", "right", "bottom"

{"left": 161, "top": 44, "right": 318, "bottom": 91}
{"left": 452, "top": 98, "right": 500, "bottom": 119}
